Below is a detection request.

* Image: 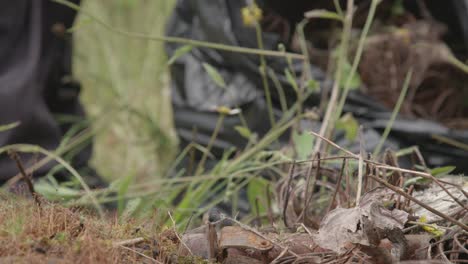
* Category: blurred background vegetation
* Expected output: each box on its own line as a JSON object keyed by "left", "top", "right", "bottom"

{"left": 74, "top": 0, "right": 177, "bottom": 182}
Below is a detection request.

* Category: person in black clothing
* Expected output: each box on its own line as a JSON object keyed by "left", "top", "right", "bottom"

{"left": 0, "top": 1, "right": 104, "bottom": 187}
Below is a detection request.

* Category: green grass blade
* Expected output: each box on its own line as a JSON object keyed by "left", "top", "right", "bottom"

{"left": 373, "top": 69, "right": 413, "bottom": 156}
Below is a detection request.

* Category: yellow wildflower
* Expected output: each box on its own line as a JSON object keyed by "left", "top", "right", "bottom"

{"left": 241, "top": 3, "right": 263, "bottom": 27}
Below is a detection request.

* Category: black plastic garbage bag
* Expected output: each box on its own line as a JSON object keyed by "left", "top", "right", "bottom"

{"left": 165, "top": 0, "right": 327, "bottom": 159}
{"left": 165, "top": 0, "right": 468, "bottom": 173}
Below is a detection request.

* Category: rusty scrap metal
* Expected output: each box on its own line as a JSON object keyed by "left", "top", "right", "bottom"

{"left": 219, "top": 226, "right": 273, "bottom": 252}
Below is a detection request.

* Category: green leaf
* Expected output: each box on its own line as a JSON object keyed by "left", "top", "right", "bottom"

{"left": 285, "top": 69, "right": 299, "bottom": 93}
{"left": 404, "top": 176, "right": 424, "bottom": 187}
{"left": 167, "top": 45, "right": 193, "bottom": 65}
{"left": 247, "top": 178, "right": 270, "bottom": 216}
{"left": 340, "top": 60, "right": 362, "bottom": 90}
{"left": 121, "top": 198, "right": 143, "bottom": 220}
{"left": 35, "top": 181, "right": 81, "bottom": 201}
{"left": 304, "top": 10, "right": 343, "bottom": 22}
{"left": 117, "top": 175, "right": 134, "bottom": 216}
{"left": 404, "top": 166, "right": 455, "bottom": 187}
{"left": 306, "top": 79, "right": 319, "bottom": 93}
{"left": 203, "top": 63, "right": 226, "bottom": 89}
{"left": 234, "top": 126, "right": 252, "bottom": 140}
{"left": 292, "top": 130, "right": 315, "bottom": 160}
{"left": 430, "top": 166, "right": 456, "bottom": 178}
{"left": 335, "top": 113, "right": 359, "bottom": 141}
{"left": 0, "top": 121, "right": 20, "bottom": 133}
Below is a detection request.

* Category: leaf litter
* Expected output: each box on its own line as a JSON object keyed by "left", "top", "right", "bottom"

{"left": 174, "top": 145, "right": 467, "bottom": 263}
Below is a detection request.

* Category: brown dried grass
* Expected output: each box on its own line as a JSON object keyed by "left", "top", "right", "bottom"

{"left": 0, "top": 194, "right": 172, "bottom": 264}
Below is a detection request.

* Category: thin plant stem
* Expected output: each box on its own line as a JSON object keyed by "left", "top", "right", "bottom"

{"left": 168, "top": 211, "right": 193, "bottom": 255}
{"left": 356, "top": 126, "right": 364, "bottom": 205}
{"left": 283, "top": 161, "right": 296, "bottom": 228}
{"left": 255, "top": 22, "right": 276, "bottom": 127}
{"left": 334, "top": 0, "right": 381, "bottom": 120}
{"left": 119, "top": 245, "right": 162, "bottom": 263}
{"left": 326, "top": 158, "right": 347, "bottom": 213}
{"left": 297, "top": 20, "right": 312, "bottom": 80}
{"left": 373, "top": 69, "right": 413, "bottom": 156}
{"left": 278, "top": 44, "right": 297, "bottom": 80}
{"left": 227, "top": 117, "right": 296, "bottom": 170}
{"left": 8, "top": 150, "right": 41, "bottom": 207}
{"left": 268, "top": 69, "right": 288, "bottom": 112}
{"left": 53, "top": 0, "right": 305, "bottom": 60}
{"left": 195, "top": 113, "right": 225, "bottom": 175}
{"left": 313, "top": 0, "right": 354, "bottom": 154}
{"left": 295, "top": 20, "right": 312, "bottom": 126}
{"left": 333, "top": 0, "right": 344, "bottom": 16}
{"left": 446, "top": 53, "right": 468, "bottom": 74}
{"left": 431, "top": 134, "right": 468, "bottom": 151}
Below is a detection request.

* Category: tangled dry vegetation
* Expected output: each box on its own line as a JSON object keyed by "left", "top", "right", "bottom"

{"left": 173, "top": 136, "right": 467, "bottom": 264}
{"left": 1, "top": 1, "right": 467, "bottom": 263}
{"left": 1, "top": 134, "right": 466, "bottom": 263}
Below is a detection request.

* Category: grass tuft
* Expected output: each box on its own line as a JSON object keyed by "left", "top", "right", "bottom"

{"left": 0, "top": 194, "right": 172, "bottom": 263}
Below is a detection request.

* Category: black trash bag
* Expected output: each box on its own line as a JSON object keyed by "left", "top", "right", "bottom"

{"left": 345, "top": 92, "right": 468, "bottom": 172}
{"left": 165, "top": 0, "right": 468, "bottom": 173}
{"left": 166, "top": 0, "right": 336, "bottom": 158}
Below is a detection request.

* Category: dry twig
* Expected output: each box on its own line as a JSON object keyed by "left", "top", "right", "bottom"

{"left": 309, "top": 130, "right": 468, "bottom": 210}
{"left": 302, "top": 153, "right": 320, "bottom": 223}
{"left": 7, "top": 150, "right": 41, "bottom": 207}
{"left": 283, "top": 161, "right": 296, "bottom": 228}
{"left": 119, "top": 245, "right": 162, "bottom": 264}
{"left": 326, "top": 159, "right": 347, "bottom": 214}
{"left": 168, "top": 211, "right": 193, "bottom": 256}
